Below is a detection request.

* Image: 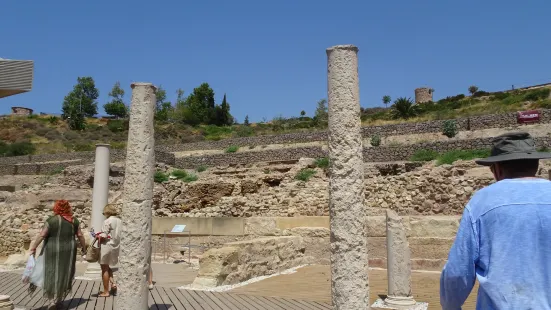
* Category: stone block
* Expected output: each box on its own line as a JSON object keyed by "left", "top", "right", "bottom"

{"left": 244, "top": 217, "right": 279, "bottom": 236}
{"left": 276, "top": 216, "right": 329, "bottom": 230}
{"left": 192, "top": 236, "right": 307, "bottom": 288}
{"left": 407, "top": 216, "right": 460, "bottom": 238}
{"left": 211, "top": 218, "right": 244, "bottom": 236}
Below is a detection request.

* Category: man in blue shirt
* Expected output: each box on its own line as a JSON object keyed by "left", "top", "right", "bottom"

{"left": 440, "top": 132, "right": 551, "bottom": 309}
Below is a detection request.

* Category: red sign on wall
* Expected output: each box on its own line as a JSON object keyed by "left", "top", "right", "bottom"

{"left": 517, "top": 110, "right": 540, "bottom": 124}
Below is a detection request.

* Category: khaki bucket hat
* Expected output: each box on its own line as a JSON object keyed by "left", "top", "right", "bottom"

{"left": 475, "top": 131, "right": 551, "bottom": 166}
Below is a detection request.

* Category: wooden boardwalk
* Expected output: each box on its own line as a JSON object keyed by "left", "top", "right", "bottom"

{"left": 0, "top": 272, "right": 332, "bottom": 310}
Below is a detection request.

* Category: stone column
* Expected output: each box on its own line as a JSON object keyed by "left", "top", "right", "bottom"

{"left": 115, "top": 83, "right": 156, "bottom": 310}
{"left": 0, "top": 295, "right": 14, "bottom": 310}
{"left": 327, "top": 45, "right": 369, "bottom": 310}
{"left": 83, "top": 144, "right": 110, "bottom": 279}
{"left": 385, "top": 209, "right": 416, "bottom": 307}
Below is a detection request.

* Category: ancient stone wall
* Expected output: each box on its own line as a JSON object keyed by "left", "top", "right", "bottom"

{"left": 1, "top": 109, "right": 551, "bottom": 170}
{"left": 174, "top": 146, "right": 325, "bottom": 169}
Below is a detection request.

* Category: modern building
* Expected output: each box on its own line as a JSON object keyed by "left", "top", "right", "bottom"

{"left": 0, "top": 58, "right": 34, "bottom": 98}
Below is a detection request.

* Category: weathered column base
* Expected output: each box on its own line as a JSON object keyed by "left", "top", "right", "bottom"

{"left": 80, "top": 263, "right": 102, "bottom": 280}
{"left": 0, "top": 295, "right": 14, "bottom": 310}
{"left": 371, "top": 296, "right": 428, "bottom": 310}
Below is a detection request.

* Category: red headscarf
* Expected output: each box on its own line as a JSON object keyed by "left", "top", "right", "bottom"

{"left": 53, "top": 200, "right": 73, "bottom": 223}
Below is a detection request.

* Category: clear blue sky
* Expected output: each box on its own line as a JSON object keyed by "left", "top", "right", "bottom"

{"left": 1, "top": 0, "right": 549, "bottom": 123}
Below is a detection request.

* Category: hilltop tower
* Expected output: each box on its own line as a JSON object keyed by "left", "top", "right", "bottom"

{"left": 415, "top": 87, "right": 433, "bottom": 103}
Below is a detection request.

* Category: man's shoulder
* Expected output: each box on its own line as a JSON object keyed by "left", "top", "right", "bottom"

{"left": 467, "top": 179, "right": 551, "bottom": 219}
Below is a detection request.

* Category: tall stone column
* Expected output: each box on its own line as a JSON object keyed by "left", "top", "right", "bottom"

{"left": 83, "top": 144, "right": 110, "bottom": 279}
{"left": 371, "top": 210, "right": 427, "bottom": 309}
{"left": 116, "top": 83, "right": 156, "bottom": 310}
{"left": 385, "top": 209, "right": 415, "bottom": 307}
{"left": 327, "top": 45, "right": 369, "bottom": 310}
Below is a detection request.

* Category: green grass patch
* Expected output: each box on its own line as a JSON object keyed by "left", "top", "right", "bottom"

{"left": 170, "top": 169, "right": 188, "bottom": 180}
{"left": 410, "top": 149, "right": 439, "bottom": 162}
{"left": 436, "top": 149, "right": 490, "bottom": 165}
{"left": 182, "top": 173, "right": 198, "bottom": 183}
{"left": 315, "top": 157, "right": 329, "bottom": 169}
{"left": 295, "top": 168, "right": 317, "bottom": 182}
{"left": 154, "top": 171, "right": 169, "bottom": 183}
{"left": 196, "top": 165, "right": 207, "bottom": 172}
{"left": 225, "top": 145, "right": 239, "bottom": 153}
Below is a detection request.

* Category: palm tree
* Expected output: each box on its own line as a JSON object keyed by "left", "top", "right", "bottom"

{"left": 391, "top": 97, "right": 418, "bottom": 119}
{"left": 468, "top": 85, "right": 479, "bottom": 96}
{"left": 382, "top": 95, "right": 391, "bottom": 108}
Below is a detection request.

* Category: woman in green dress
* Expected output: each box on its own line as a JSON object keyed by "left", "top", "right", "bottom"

{"left": 29, "top": 200, "right": 87, "bottom": 308}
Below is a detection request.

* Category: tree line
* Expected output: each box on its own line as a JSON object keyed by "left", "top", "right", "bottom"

{"left": 61, "top": 77, "right": 234, "bottom": 130}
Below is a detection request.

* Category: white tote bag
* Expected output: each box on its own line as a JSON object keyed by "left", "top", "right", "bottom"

{"left": 29, "top": 254, "right": 45, "bottom": 288}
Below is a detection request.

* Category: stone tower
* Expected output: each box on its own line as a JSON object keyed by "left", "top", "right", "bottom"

{"left": 415, "top": 87, "right": 433, "bottom": 103}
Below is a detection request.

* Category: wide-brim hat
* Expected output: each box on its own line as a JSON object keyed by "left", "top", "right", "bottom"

{"left": 475, "top": 131, "right": 551, "bottom": 166}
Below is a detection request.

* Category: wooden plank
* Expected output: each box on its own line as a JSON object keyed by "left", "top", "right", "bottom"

{"left": 210, "top": 292, "right": 246, "bottom": 310}
{"left": 163, "top": 287, "right": 190, "bottom": 310}
{"left": 23, "top": 287, "right": 46, "bottom": 310}
{"left": 151, "top": 286, "right": 170, "bottom": 310}
{"left": 313, "top": 301, "right": 332, "bottom": 310}
{"left": 268, "top": 297, "right": 304, "bottom": 310}
{"left": 198, "top": 291, "right": 235, "bottom": 310}
{"left": 85, "top": 281, "right": 101, "bottom": 310}
{"left": 148, "top": 287, "right": 156, "bottom": 309}
{"left": 76, "top": 281, "right": 94, "bottom": 310}
{"left": 194, "top": 290, "right": 223, "bottom": 310}
{"left": 8, "top": 278, "right": 32, "bottom": 306}
{"left": 228, "top": 294, "right": 270, "bottom": 310}
{"left": 174, "top": 289, "right": 204, "bottom": 310}
{"left": 0, "top": 273, "right": 25, "bottom": 297}
{"left": 297, "top": 299, "right": 331, "bottom": 310}
{"left": 151, "top": 286, "right": 167, "bottom": 310}
{"left": 59, "top": 279, "right": 83, "bottom": 309}
{"left": 157, "top": 287, "right": 179, "bottom": 310}
{"left": 219, "top": 293, "right": 259, "bottom": 310}
{"left": 281, "top": 297, "right": 317, "bottom": 310}
{"left": 251, "top": 295, "right": 287, "bottom": 310}
{"left": 186, "top": 289, "right": 217, "bottom": 310}
{"left": 103, "top": 284, "right": 115, "bottom": 310}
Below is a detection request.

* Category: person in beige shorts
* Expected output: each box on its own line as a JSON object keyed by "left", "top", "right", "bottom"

{"left": 97, "top": 204, "right": 122, "bottom": 297}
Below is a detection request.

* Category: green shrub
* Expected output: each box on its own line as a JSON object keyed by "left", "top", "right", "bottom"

{"left": 225, "top": 145, "right": 239, "bottom": 153}
{"left": 71, "top": 143, "right": 95, "bottom": 152}
{"left": 295, "top": 169, "right": 317, "bottom": 182}
{"left": 183, "top": 173, "right": 198, "bottom": 183}
{"left": 48, "top": 116, "right": 59, "bottom": 125}
{"left": 442, "top": 120, "right": 458, "bottom": 138}
{"left": 49, "top": 167, "right": 65, "bottom": 175}
{"left": 107, "top": 119, "right": 128, "bottom": 133}
{"left": 263, "top": 168, "right": 271, "bottom": 174}
{"left": 370, "top": 135, "right": 381, "bottom": 147}
{"left": 6, "top": 141, "right": 36, "bottom": 156}
{"left": 410, "top": 149, "right": 439, "bottom": 162}
{"left": 154, "top": 171, "right": 168, "bottom": 183}
{"left": 490, "top": 92, "right": 511, "bottom": 101}
{"left": 235, "top": 126, "right": 254, "bottom": 137}
{"left": 196, "top": 165, "right": 207, "bottom": 172}
{"left": 523, "top": 88, "right": 550, "bottom": 101}
{"left": 472, "top": 90, "right": 490, "bottom": 97}
{"left": 0, "top": 141, "right": 8, "bottom": 155}
{"left": 170, "top": 169, "right": 188, "bottom": 180}
{"left": 436, "top": 149, "right": 490, "bottom": 165}
{"left": 315, "top": 157, "right": 329, "bottom": 169}
{"left": 538, "top": 146, "right": 550, "bottom": 152}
